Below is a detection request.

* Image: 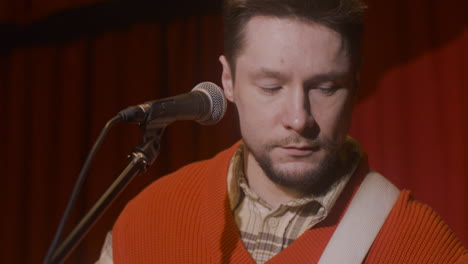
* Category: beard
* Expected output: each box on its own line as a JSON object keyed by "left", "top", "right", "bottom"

{"left": 245, "top": 135, "right": 349, "bottom": 196}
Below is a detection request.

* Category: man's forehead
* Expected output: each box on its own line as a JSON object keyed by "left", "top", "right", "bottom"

{"left": 242, "top": 15, "right": 343, "bottom": 41}
{"left": 240, "top": 16, "right": 347, "bottom": 59}
{"left": 235, "top": 16, "right": 351, "bottom": 77}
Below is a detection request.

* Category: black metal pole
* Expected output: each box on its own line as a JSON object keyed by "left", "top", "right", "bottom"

{"left": 49, "top": 139, "right": 160, "bottom": 264}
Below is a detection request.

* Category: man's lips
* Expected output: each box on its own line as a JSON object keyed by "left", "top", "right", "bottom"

{"left": 278, "top": 145, "right": 319, "bottom": 156}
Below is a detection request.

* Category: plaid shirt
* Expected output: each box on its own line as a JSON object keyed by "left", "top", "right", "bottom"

{"left": 227, "top": 139, "right": 361, "bottom": 264}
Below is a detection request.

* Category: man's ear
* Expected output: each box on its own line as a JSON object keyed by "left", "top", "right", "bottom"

{"left": 219, "top": 55, "right": 235, "bottom": 103}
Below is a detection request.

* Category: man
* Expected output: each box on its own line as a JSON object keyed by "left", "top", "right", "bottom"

{"left": 98, "top": 0, "right": 467, "bottom": 263}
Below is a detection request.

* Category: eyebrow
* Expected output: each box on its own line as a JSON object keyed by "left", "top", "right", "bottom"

{"left": 249, "top": 68, "right": 350, "bottom": 84}
{"left": 304, "top": 71, "right": 350, "bottom": 86}
{"left": 249, "top": 68, "right": 288, "bottom": 82}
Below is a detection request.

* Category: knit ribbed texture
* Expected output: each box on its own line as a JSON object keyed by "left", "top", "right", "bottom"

{"left": 113, "top": 142, "right": 467, "bottom": 263}
{"left": 366, "top": 191, "right": 468, "bottom": 263}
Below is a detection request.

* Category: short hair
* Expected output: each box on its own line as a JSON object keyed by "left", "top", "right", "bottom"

{"left": 223, "top": 0, "right": 367, "bottom": 74}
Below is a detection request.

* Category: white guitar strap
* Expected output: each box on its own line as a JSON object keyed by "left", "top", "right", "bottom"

{"left": 318, "top": 171, "right": 400, "bottom": 264}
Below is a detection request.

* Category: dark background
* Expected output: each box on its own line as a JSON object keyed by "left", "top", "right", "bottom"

{"left": 1, "top": 0, "right": 466, "bottom": 263}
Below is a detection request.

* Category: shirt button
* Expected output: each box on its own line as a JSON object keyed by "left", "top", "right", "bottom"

{"left": 268, "top": 217, "right": 278, "bottom": 228}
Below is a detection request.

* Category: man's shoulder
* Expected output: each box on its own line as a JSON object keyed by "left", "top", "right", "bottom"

{"left": 115, "top": 141, "right": 241, "bottom": 222}
{"left": 368, "top": 189, "right": 468, "bottom": 263}
{"left": 110, "top": 141, "right": 242, "bottom": 263}
{"left": 142, "top": 140, "right": 241, "bottom": 195}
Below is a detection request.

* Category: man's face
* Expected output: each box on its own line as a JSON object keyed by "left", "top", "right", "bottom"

{"left": 220, "top": 16, "right": 356, "bottom": 192}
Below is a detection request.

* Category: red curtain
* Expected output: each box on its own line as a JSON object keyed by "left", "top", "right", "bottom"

{"left": 1, "top": 0, "right": 466, "bottom": 263}
{"left": 351, "top": 0, "right": 467, "bottom": 248}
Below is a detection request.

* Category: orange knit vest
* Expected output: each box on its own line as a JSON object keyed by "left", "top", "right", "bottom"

{"left": 113, "top": 142, "right": 468, "bottom": 263}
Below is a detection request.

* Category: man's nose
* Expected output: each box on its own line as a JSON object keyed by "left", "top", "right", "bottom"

{"left": 281, "top": 88, "right": 314, "bottom": 133}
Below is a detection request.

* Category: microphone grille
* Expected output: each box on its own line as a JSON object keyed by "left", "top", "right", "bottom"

{"left": 192, "top": 82, "right": 227, "bottom": 125}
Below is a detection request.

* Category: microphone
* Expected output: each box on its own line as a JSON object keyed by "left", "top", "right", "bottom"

{"left": 118, "top": 82, "right": 227, "bottom": 125}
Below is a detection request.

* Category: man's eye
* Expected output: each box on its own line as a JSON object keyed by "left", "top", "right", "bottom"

{"left": 317, "top": 85, "right": 339, "bottom": 95}
{"left": 260, "top": 86, "right": 281, "bottom": 93}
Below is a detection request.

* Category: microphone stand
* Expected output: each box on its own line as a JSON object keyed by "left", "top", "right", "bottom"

{"left": 48, "top": 121, "right": 166, "bottom": 264}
